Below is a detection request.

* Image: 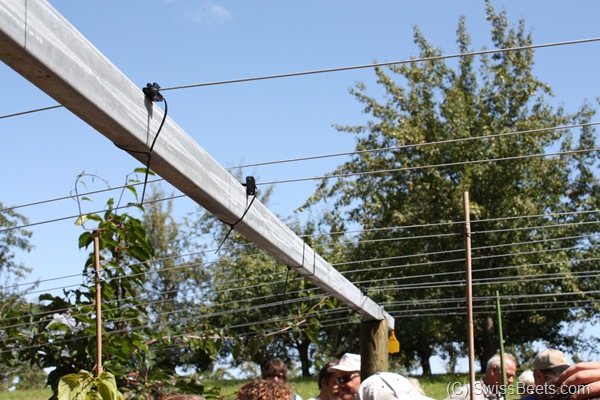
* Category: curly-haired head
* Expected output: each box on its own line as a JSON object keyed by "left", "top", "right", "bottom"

{"left": 261, "top": 358, "right": 289, "bottom": 382}
{"left": 236, "top": 378, "right": 294, "bottom": 400}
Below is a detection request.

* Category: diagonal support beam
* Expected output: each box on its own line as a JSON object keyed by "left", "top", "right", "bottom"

{"left": 0, "top": 0, "right": 394, "bottom": 329}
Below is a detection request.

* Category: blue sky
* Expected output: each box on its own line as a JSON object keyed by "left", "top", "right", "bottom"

{"left": 2, "top": 0, "right": 600, "bottom": 372}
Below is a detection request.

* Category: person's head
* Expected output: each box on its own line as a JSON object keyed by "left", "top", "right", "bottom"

{"left": 532, "top": 349, "right": 571, "bottom": 398}
{"left": 518, "top": 369, "right": 536, "bottom": 395}
{"left": 358, "top": 372, "right": 433, "bottom": 400}
{"left": 484, "top": 353, "right": 517, "bottom": 387}
{"left": 328, "top": 353, "right": 361, "bottom": 399}
{"left": 236, "top": 379, "right": 294, "bottom": 400}
{"left": 262, "top": 357, "right": 289, "bottom": 383}
{"left": 317, "top": 361, "right": 340, "bottom": 400}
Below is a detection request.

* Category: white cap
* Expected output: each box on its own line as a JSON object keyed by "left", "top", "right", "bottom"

{"left": 328, "top": 353, "right": 361, "bottom": 372}
{"left": 358, "top": 372, "right": 434, "bottom": 400}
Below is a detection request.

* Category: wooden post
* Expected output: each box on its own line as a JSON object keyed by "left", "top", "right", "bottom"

{"left": 463, "top": 192, "right": 475, "bottom": 400}
{"left": 496, "top": 291, "right": 506, "bottom": 388}
{"left": 94, "top": 234, "right": 103, "bottom": 376}
{"left": 360, "top": 319, "right": 388, "bottom": 380}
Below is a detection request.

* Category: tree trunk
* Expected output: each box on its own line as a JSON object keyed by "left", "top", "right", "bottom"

{"left": 418, "top": 349, "right": 432, "bottom": 376}
{"left": 479, "top": 314, "right": 497, "bottom": 372}
{"left": 298, "top": 338, "right": 311, "bottom": 377}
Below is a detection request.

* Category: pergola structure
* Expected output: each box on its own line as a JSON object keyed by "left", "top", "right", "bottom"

{"left": 0, "top": 0, "right": 395, "bottom": 378}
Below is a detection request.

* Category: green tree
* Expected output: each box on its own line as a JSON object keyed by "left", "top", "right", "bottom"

{"left": 0, "top": 295, "right": 47, "bottom": 391}
{"left": 0, "top": 202, "right": 33, "bottom": 285}
{"left": 141, "top": 185, "right": 219, "bottom": 375}
{"left": 303, "top": 1, "right": 600, "bottom": 373}
{"left": 0, "top": 203, "right": 47, "bottom": 390}
{"left": 185, "top": 178, "right": 327, "bottom": 377}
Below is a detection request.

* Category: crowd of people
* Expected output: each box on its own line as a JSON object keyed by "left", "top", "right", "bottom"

{"left": 230, "top": 353, "right": 433, "bottom": 400}
{"left": 442, "top": 348, "right": 600, "bottom": 400}
{"left": 161, "top": 350, "right": 600, "bottom": 400}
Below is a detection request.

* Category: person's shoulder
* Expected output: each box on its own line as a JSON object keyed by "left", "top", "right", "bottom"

{"left": 519, "top": 394, "right": 538, "bottom": 400}
{"left": 294, "top": 394, "right": 303, "bottom": 400}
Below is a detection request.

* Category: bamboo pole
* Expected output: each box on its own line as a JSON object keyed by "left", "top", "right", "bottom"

{"left": 463, "top": 192, "right": 475, "bottom": 400}
{"left": 496, "top": 291, "right": 506, "bottom": 388}
{"left": 94, "top": 234, "right": 103, "bottom": 376}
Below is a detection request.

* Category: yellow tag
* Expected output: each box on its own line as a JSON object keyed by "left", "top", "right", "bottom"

{"left": 388, "top": 331, "right": 400, "bottom": 354}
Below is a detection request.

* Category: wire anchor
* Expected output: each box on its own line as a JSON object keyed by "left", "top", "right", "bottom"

{"left": 143, "top": 82, "right": 164, "bottom": 102}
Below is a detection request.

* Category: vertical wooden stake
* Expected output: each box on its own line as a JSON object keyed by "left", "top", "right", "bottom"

{"left": 496, "top": 291, "right": 506, "bottom": 388}
{"left": 463, "top": 192, "right": 475, "bottom": 400}
{"left": 94, "top": 233, "right": 103, "bottom": 376}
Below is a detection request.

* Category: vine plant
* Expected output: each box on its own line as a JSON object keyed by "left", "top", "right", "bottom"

{"left": 4, "top": 172, "right": 222, "bottom": 399}
{"left": 45, "top": 194, "right": 154, "bottom": 398}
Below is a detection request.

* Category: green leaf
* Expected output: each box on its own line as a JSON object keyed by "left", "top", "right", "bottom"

{"left": 57, "top": 374, "right": 80, "bottom": 400}
{"left": 102, "top": 346, "right": 130, "bottom": 362}
{"left": 133, "top": 167, "right": 151, "bottom": 175}
{"left": 75, "top": 215, "right": 88, "bottom": 226}
{"left": 85, "top": 392, "right": 103, "bottom": 400}
{"left": 87, "top": 214, "right": 104, "bottom": 222}
{"left": 125, "top": 184, "right": 138, "bottom": 198}
{"left": 38, "top": 293, "right": 59, "bottom": 302}
{"left": 304, "top": 326, "right": 320, "bottom": 344}
{"left": 78, "top": 231, "right": 94, "bottom": 249}
{"left": 98, "top": 371, "right": 118, "bottom": 387}
{"left": 98, "top": 373, "right": 122, "bottom": 400}
{"left": 58, "top": 372, "right": 94, "bottom": 400}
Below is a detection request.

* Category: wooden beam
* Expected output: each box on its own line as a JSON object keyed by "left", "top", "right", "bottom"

{"left": 0, "top": 0, "right": 394, "bottom": 329}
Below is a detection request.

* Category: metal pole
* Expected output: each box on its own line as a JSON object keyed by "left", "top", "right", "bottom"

{"left": 463, "top": 192, "right": 475, "bottom": 400}
{"left": 94, "top": 234, "right": 103, "bottom": 376}
{"left": 496, "top": 291, "right": 506, "bottom": 389}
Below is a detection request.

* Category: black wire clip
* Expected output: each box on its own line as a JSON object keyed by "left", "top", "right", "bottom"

{"left": 143, "top": 82, "right": 164, "bottom": 102}
{"left": 242, "top": 176, "right": 256, "bottom": 196}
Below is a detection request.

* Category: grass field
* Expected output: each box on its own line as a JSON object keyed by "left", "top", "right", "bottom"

{"left": 0, "top": 389, "right": 52, "bottom": 400}
{"left": 0, "top": 374, "right": 516, "bottom": 400}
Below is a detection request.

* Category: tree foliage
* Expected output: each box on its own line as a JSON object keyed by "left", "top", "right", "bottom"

{"left": 183, "top": 176, "right": 333, "bottom": 377}
{"left": 303, "top": 1, "right": 600, "bottom": 372}
{"left": 0, "top": 201, "right": 34, "bottom": 291}
{"left": 141, "top": 186, "right": 219, "bottom": 375}
{"left": 0, "top": 203, "right": 46, "bottom": 390}
{"left": 1, "top": 180, "right": 219, "bottom": 398}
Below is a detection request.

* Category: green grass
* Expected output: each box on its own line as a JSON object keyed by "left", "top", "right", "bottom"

{"left": 0, "top": 388, "right": 52, "bottom": 400}
{"left": 415, "top": 373, "right": 461, "bottom": 399}
{"left": 2, "top": 374, "right": 519, "bottom": 400}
